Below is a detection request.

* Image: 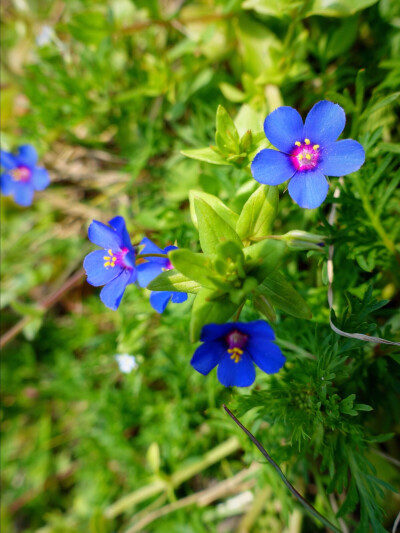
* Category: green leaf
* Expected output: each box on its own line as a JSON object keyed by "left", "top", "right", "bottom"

{"left": 194, "top": 197, "right": 243, "bottom": 254}
{"left": 253, "top": 293, "right": 277, "bottom": 322}
{"left": 255, "top": 271, "right": 312, "bottom": 319}
{"left": 169, "top": 249, "right": 216, "bottom": 289}
{"left": 190, "top": 288, "right": 238, "bottom": 342}
{"left": 189, "top": 190, "right": 239, "bottom": 230}
{"left": 215, "top": 105, "right": 240, "bottom": 154}
{"left": 236, "top": 185, "right": 279, "bottom": 242}
{"left": 219, "top": 82, "right": 246, "bottom": 103}
{"left": 362, "top": 92, "right": 400, "bottom": 117}
{"left": 147, "top": 269, "right": 201, "bottom": 294}
{"left": 180, "top": 147, "right": 229, "bottom": 166}
{"left": 307, "top": 0, "right": 379, "bottom": 17}
{"left": 244, "top": 239, "right": 286, "bottom": 282}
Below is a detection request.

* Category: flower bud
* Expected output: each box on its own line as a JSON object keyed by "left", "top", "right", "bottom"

{"left": 281, "top": 230, "right": 326, "bottom": 251}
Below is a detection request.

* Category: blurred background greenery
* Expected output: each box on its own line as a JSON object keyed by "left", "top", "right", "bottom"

{"left": 1, "top": 0, "right": 399, "bottom": 532}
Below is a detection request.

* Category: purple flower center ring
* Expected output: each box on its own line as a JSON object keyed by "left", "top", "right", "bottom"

{"left": 290, "top": 139, "right": 320, "bottom": 171}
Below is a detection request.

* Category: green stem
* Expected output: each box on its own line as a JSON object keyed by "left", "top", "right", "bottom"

{"left": 224, "top": 405, "right": 343, "bottom": 533}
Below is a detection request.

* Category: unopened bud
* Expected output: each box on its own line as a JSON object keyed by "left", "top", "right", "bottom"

{"left": 281, "top": 230, "right": 326, "bottom": 251}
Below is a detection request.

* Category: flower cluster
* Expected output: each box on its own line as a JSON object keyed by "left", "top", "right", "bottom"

{"left": 83, "top": 217, "right": 188, "bottom": 313}
{"left": 0, "top": 145, "right": 50, "bottom": 206}
{"left": 251, "top": 101, "right": 365, "bottom": 208}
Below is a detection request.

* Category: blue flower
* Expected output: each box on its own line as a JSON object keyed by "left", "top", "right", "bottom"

{"left": 0, "top": 145, "right": 50, "bottom": 206}
{"left": 83, "top": 217, "right": 137, "bottom": 310}
{"left": 191, "top": 320, "right": 285, "bottom": 387}
{"left": 251, "top": 101, "right": 365, "bottom": 209}
{"left": 136, "top": 238, "right": 188, "bottom": 313}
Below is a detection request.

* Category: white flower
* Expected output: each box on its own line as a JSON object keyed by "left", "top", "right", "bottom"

{"left": 115, "top": 354, "right": 138, "bottom": 374}
{"left": 36, "top": 26, "right": 54, "bottom": 47}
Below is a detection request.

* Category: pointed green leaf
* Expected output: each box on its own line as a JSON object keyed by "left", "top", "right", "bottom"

{"left": 194, "top": 197, "right": 243, "bottom": 254}
{"left": 189, "top": 190, "right": 239, "bottom": 230}
{"left": 169, "top": 249, "right": 216, "bottom": 289}
{"left": 180, "top": 147, "right": 228, "bottom": 166}
{"left": 215, "top": 105, "right": 240, "bottom": 154}
{"left": 236, "top": 185, "right": 279, "bottom": 242}
{"left": 253, "top": 293, "right": 276, "bottom": 322}
{"left": 255, "top": 271, "right": 312, "bottom": 319}
{"left": 190, "top": 288, "right": 238, "bottom": 342}
{"left": 147, "top": 269, "right": 201, "bottom": 294}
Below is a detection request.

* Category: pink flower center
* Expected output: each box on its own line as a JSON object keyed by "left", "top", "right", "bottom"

{"left": 226, "top": 329, "right": 248, "bottom": 364}
{"left": 103, "top": 247, "right": 132, "bottom": 269}
{"left": 162, "top": 260, "right": 174, "bottom": 271}
{"left": 290, "top": 139, "right": 320, "bottom": 171}
{"left": 10, "top": 165, "right": 31, "bottom": 182}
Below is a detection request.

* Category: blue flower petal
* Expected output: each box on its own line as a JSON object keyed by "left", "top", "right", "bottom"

{"left": 164, "top": 245, "right": 178, "bottom": 253}
{"left": 0, "top": 150, "right": 17, "bottom": 170}
{"left": 247, "top": 339, "right": 286, "bottom": 374}
{"left": 319, "top": 140, "right": 365, "bottom": 177}
{"left": 191, "top": 341, "right": 226, "bottom": 375}
{"left": 88, "top": 220, "right": 122, "bottom": 250}
{"left": 238, "top": 320, "right": 275, "bottom": 340}
{"left": 303, "top": 101, "right": 345, "bottom": 146}
{"left": 171, "top": 292, "right": 188, "bottom": 303}
{"left": 32, "top": 167, "right": 50, "bottom": 191}
{"left": 13, "top": 184, "right": 34, "bottom": 207}
{"left": 200, "top": 322, "right": 238, "bottom": 342}
{"left": 264, "top": 106, "right": 304, "bottom": 153}
{"left": 149, "top": 291, "right": 171, "bottom": 313}
{"left": 251, "top": 149, "right": 296, "bottom": 185}
{"left": 136, "top": 262, "right": 163, "bottom": 288}
{"left": 1, "top": 173, "right": 15, "bottom": 195}
{"left": 140, "top": 237, "right": 166, "bottom": 264}
{"left": 217, "top": 352, "right": 256, "bottom": 387}
{"left": 17, "top": 145, "right": 38, "bottom": 167}
{"left": 83, "top": 250, "right": 122, "bottom": 287}
{"left": 109, "top": 216, "right": 133, "bottom": 251}
{"left": 288, "top": 169, "right": 329, "bottom": 209}
{"left": 100, "top": 269, "right": 131, "bottom": 310}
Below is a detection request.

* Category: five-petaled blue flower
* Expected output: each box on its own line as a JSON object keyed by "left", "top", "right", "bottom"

{"left": 137, "top": 238, "right": 188, "bottom": 313}
{"left": 83, "top": 217, "right": 137, "bottom": 310}
{"left": 251, "top": 101, "right": 365, "bottom": 209}
{"left": 0, "top": 145, "right": 50, "bottom": 206}
{"left": 191, "top": 320, "right": 285, "bottom": 387}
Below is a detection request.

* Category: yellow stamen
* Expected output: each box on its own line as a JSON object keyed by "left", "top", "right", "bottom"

{"left": 298, "top": 154, "right": 303, "bottom": 160}
{"left": 104, "top": 249, "right": 118, "bottom": 268}
{"left": 305, "top": 154, "right": 311, "bottom": 160}
{"left": 313, "top": 144, "right": 319, "bottom": 150}
{"left": 228, "top": 347, "right": 243, "bottom": 364}
{"left": 295, "top": 141, "right": 301, "bottom": 146}
{"left": 304, "top": 138, "right": 310, "bottom": 145}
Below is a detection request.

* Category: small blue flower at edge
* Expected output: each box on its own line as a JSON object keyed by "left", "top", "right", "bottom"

{"left": 136, "top": 237, "right": 188, "bottom": 313}
{"left": 83, "top": 217, "right": 137, "bottom": 310}
{"left": 191, "top": 320, "right": 285, "bottom": 387}
{"left": 251, "top": 100, "right": 365, "bottom": 209}
{"left": 0, "top": 145, "right": 50, "bottom": 206}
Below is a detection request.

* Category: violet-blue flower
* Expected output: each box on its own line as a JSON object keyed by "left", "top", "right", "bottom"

{"left": 191, "top": 320, "right": 285, "bottom": 387}
{"left": 251, "top": 101, "right": 365, "bottom": 209}
{"left": 0, "top": 145, "right": 50, "bottom": 206}
{"left": 83, "top": 217, "right": 137, "bottom": 310}
{"left": 136, "top": 238, "right": 188, "bottom": 313}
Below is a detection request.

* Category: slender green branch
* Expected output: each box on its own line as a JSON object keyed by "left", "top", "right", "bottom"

{"left": 223, "top": 405, "right": 343, "bottom": 533}
{"left": 137, "top": 253, "right": 169, "bottom": 259}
